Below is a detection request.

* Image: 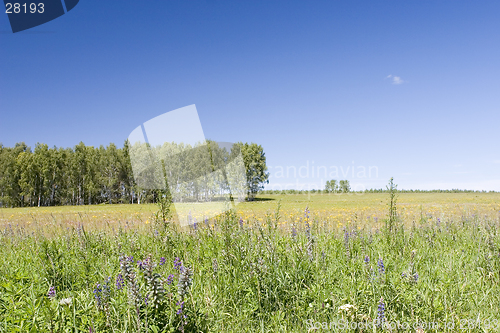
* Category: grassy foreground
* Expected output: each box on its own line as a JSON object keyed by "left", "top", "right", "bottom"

{"left": 1, "top": 193, "right": 500, "bottom": 332}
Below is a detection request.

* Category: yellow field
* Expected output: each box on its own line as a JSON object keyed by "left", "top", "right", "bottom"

{"left": 1, "top": 193, "right": 499, "bottom": 232}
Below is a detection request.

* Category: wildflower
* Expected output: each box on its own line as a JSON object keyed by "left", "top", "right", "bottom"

{"left": 166, "top": 274, "right": 174, "bottom": 285}
{"left": 159, "top": 257, "right": 166, "bottom": 266}
{"left": 304, "top": 207, "right": 311, "bottom": 234}
{"left": 377, "top": 297, "right": 385, "bottom": 327}
{"left": 116, "top": 274, "right": 124, "bottom": 290}
{"left": 338, "top": 303, "right": 356, "bottom": 312}
{"left": 377, "top": 258, "right": 385, "bottom": 274}
{"left": 239, "top": 218, "right": 244, "bottom": 228}
{"left": 59, "top": 297, "right": 72, "bottom": 307}
{"left": 364, "top": 255, "right": 370, "bottom": 264}
{"left": 93, "top": 283, "right": 102, "bottom": 308}
{"left": 414, "top": 273, "right": 419, "bottom": 282}
{"left": 177, "top": 266, "right": 193, "bottom": 298}
{"left": 338, "top": 303, "right": 357, "bottom": 319}
{"left": 176, "top": 300, "right": 185, "bottom": 315}
{"left": 48, "top": 286, "right": 56, "bottom": 299}
{"left": 173, "top": 257, "right": 182, "bottom": 270}
{"left": 119, "top": 255, "right": 142, "bottom": 311}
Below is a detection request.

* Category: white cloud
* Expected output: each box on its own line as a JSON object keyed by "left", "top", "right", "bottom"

{"left": 386, "top": 74, "right": 405, "bottom": 85}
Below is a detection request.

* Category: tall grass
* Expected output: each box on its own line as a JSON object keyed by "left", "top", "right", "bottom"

{"left": 0, "top": 192, "right": 499, "bottom": 332}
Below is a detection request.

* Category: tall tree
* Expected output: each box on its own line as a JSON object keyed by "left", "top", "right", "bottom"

{"left": 339, "top": 180, "right": 351, "bottom": 193}
{"left": 236, "top": 142, "right": 269, "bottom": 200}
{"left": 325, "top": 179, "right": 338, "bottom": 193}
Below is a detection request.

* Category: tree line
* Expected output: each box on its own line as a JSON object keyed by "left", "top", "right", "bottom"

{"left": 0, "top": 141, "right": 269, "bottom": 207}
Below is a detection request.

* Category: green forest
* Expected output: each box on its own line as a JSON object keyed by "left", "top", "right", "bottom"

{"left": 0, "top": 141, "right": 269, "bottom": 208}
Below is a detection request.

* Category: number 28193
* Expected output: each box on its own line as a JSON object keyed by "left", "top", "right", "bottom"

{"left": 5, "top": 3, "right": 45, "bottom": 14}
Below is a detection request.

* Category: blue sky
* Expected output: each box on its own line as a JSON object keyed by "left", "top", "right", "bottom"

{"left": 1, "top": 1, "right": 499, "bottom": 191}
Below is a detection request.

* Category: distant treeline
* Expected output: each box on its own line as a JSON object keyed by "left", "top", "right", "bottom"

{"left": 262, "top": 188, "right": 497, "bottom": 195}
{"left": 363, "top": 188, "right": 496, "bottom": 193}
{"left": 0, "top": 141, "right": 269, "bottom": 208}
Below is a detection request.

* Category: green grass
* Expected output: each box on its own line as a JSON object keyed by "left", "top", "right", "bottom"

{"left": 2, "top": 192, "right": 499, "bottom": 229}
{"left": 1, "top": 193, "right": 500, "bottom": 332}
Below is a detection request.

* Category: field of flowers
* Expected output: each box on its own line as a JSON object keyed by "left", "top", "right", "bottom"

{"left": 1, "top": 192, "right": 500, "bottom": 332}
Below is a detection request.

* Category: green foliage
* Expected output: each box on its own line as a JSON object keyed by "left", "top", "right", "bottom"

{"left": 324, "top": 179, "right": 350, "bottom": 193}
{"left": 324, "top": 179, "right": 338, "bottom": 193}
{"left": 386, "top": 177, "right": 398, "bottom": 233}
{"left": 235, "top": 142, "right": 269, "bottom": 200}
{"left": 1, "top": 197, "right": 500, "bottom": 332}
{"left": 338, "top": 180, "right": 351, "bottom": 193}
{"left": 0, "top": 140, "right": 267, "bottom": 207}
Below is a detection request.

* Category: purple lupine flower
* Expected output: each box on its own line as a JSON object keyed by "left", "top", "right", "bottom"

{"left": 127, "top": 256, "right": 134, "bottom": 263}
{"left": 364, "top": 255, "right": 370, "bottom": 264}
{"left": 93, "top": 283, "right": 102, "bottom": 308}
{"left": 48, "top": 286, "right": 56, "bottom": 299}
{"left": 159, "top": 257, "right": 166, "bottom": 266}
{"left": 176, "top": 300, "right": 185, "bottom": 315}
{"left": 377, "top": 298, "right": 385, "bottom": 327}
{"left": 137, "top": 260, "right": 145, "bottom": 270}
{"left": 304, "top": 207, "right": 311, "bottom": 235}
{"left": 166, "top": 274, "right": 174, "bottom": 285}
{"left": 377, "top": 258, "right": 385, "bottom": 274}
{"left": 291, "top": 225, "right": 297, "bottom": 238}
{"left": 116, "top": 274, "right": 124, "bottom": 290}
{"left": 239, "top": 218, "right": 244, "bottom": 228}
{"left": 414, "top": 273, "right": 419, "bottom": 282}
{"left": 174, "top": 257, "right": 182, "bottom": 270}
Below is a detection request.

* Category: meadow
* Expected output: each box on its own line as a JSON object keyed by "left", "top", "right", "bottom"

{"left": 1, "top": 192, "right": 500, "bottom": 332}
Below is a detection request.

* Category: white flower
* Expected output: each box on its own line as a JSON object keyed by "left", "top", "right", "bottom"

{"left": 338, "top": 304, "right": 356, "bottom": 313}
{"left": 59, "top": 297, "right": 72, "bottom": 306}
